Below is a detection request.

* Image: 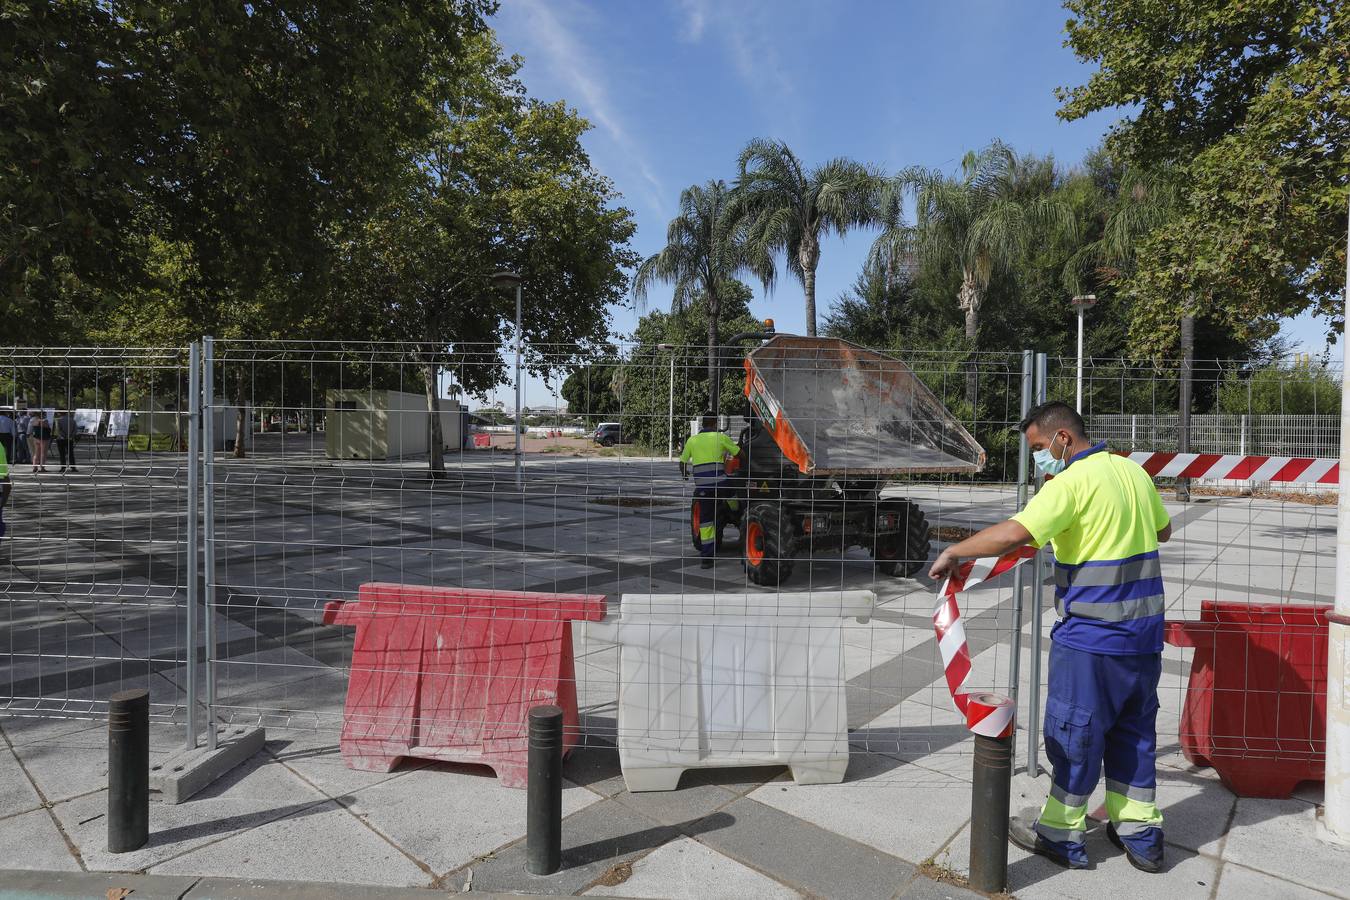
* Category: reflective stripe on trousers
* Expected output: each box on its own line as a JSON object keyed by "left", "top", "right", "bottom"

{"left": 1036, "top": 640, "right": 1164, "bottom": 859}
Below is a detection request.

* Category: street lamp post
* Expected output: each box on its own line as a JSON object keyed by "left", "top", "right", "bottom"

{"left": 492, "top": 271, "right": 524, "bottom": 489}
{"left": 1070, "top": 295, "right": 1097, "bottom": 413}
{"left": 657, "top": 343, "right": 676, "bottom": 459}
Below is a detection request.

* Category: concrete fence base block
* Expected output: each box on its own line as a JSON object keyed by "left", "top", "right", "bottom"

{"left": 149, "top": 726, "right": 266, "bottom": 804}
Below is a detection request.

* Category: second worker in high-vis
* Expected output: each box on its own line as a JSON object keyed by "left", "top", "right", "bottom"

{"left": 929, "top": 400, "right": 1172, "bottom": 873}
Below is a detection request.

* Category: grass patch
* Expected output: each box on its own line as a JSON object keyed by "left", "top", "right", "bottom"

{"left": 593, "top": 860, "right": 633, "bottom": 887}
{"left": 917, "top": 852, "right": 1012, "bottom": 899}
{"left": 1163, "top": 484, "right": 1338, "bottom": 505}
{"left": 590, "top": 496, "right": 682, "bottom": 508}
{"left": 930, "top": 525, "right": 979, "bottom": 543}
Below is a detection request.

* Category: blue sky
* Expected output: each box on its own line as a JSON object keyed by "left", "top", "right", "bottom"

{"left": 483, "top": 0, "right": 1328, "bottom": 407}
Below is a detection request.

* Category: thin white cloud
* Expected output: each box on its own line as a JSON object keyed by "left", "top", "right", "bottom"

{"left": 668, "top": 0, "right": 800, "bottom": 132}
{"left": 508, "top": 0, "right": 667, "bottom": 214}
{"left": 674, "top": 0, "right": 706, "bottom": 41}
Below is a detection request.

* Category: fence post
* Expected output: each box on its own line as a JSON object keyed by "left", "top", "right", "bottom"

{"left": 1026, "top": 352, "right": 1048, "bottom": 778}
{"left": 185, "top": 343, "right": 201, "bottom": 750}
{"left": 203, "top": 336, "right": 218, "bottom": 751}
{"left": 1240, "top": 414, "right": 1247, "bottom": 457}
{"left": 1324, "top": 197, "right": 1350, "bottom": 843}
{"left": 1008, "top": 350, "right": 1033, "bottom": 770}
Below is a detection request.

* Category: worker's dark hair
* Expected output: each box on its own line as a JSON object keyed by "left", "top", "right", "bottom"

{"left": 1018, "top": 401, "right": 1086, "bottom": 437}
{"left": 700, "top": 411, "right": 718, "bottom": 426}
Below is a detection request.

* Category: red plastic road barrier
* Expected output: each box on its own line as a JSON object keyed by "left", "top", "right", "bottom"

{"left": 1165, "top": 600, "right": 1329, "bottom": 798}
{"left": 323, "top": 584, "right": 606, "bottom": 788}
{"left": 472, "top": 433, "right": 491, "bottom": 448}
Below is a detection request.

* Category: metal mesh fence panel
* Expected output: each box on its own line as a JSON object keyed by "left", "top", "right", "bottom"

{"left": 1054, "top": 354, "right": 1341, "bottom": 779}
{"left": 1, "top": 340, "right": 1335, "bottom": 795}
{"left": 196, "top": 339, "right": 1035, "bottom": 784}
{"left": 0, "top": 347, "right": 193, "bottom": 731}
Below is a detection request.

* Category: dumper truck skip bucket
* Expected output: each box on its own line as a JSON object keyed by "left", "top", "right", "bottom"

{"left": 743, "top": 335, "right": 985, "bottom": 477}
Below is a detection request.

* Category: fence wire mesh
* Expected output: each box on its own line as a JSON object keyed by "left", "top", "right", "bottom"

{"left": 0, "top": 340, "right": 1339, "bottom": 788}
{"left": 0, "top": 347, "right": 193, "bottom": 727}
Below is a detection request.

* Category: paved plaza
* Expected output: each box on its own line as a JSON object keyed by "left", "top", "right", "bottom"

{"left": 1, "top": 443, "right": 1347, "bottom": 897}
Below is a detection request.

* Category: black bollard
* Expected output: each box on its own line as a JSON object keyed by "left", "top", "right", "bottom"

{"left": 969, "top": 731, "right": 1013, "bottom": 893}
{"left": 108, "top": 689, "right": 150, "bottom": 853}
{"left": 526, "top": 704, "right": 563, "bottom": 876}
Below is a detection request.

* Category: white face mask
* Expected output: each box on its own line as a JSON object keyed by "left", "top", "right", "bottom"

{"left": 1033, "top": 433, "right": 1068, "bottom": 476}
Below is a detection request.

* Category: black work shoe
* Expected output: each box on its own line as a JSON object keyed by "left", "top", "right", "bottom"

{"left": 1008, "top": 817, "right": 1090, "bottom": 869}
{"left": 1106, "top": 823, "right": 1162, "bottom": 873}
{"left": 700, "top": 558, "right": 714, "bottom": 569}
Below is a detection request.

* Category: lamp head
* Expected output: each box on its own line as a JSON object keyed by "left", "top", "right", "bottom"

{"left": 491, "top": 271, "right": 522, "bottom": 291}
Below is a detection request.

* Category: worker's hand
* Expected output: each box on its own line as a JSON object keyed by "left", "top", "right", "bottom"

{"left": 928, "top": 548, "right": 961, "bottom": 583}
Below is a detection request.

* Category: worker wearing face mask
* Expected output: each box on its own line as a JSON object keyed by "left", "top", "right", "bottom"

{"left": 929, "top": 401, "right": 1172, "bottom": 873}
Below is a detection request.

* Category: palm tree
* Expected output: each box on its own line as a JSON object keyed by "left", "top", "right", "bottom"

{"left": 866, "top": 174, "right": 920, "bottom": 295}
{"left": 907, "top": 142, "right": 1078, "bottom": 402}
{"left": 733, "top": 139, "right": 882, "bottom": 337}
{"left": 633, "top": 180, "right": 771, "bottom": 409}
{"left": 911, "top": 142, "right": 1077, "bottom": 342}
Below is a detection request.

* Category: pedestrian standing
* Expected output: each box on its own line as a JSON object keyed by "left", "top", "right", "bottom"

{"left": 0, "top": 411, "right": 15, "bottom": 468}
{"left": 929, "top": 401, "right": 1172, "bottom": 873}
{"left": 0, "top": 437, "right": 10, "bottom": 545}
{"left": 54, "top": 409, "right": 78, "bottom": 473}
{"left": 29, "top": 411, "right": 52, "bottom": 474}
{"left": 14, "top": 408, "right": 31, "bottom": 465}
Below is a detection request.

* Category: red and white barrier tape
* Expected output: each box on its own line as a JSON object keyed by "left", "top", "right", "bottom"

{"left": 933, "top": 546, "right": 1036, "bottom": 738}
{"left": 1122, "top": 452, "right": 1338, "bottom": 485}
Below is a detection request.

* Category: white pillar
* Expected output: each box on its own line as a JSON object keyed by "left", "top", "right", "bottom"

{"left": 1326, "top": 196, "right": 1350, "bottom": 843}
{"left": 514, "top": 283, "right": 523, "bottom": 489}
{"left": 1076, "top": 307, "right": 1085, "bottom": 413}
{"left": 667, "top": 353, "right": 675, "bottom": 460}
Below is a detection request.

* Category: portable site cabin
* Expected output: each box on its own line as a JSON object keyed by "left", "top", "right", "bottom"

{"left": 325, "top": 389, "right": 466, "bottom": 460}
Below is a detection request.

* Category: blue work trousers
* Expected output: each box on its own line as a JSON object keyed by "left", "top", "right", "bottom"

{"left": 693, "top": 481, "right": 738, "bottom": 558}
{"left": 1036, "top": 639, "right": 1165, "bottom": 865}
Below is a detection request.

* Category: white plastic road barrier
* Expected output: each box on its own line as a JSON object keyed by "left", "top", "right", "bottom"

{"left": 584, "top": 591, "right": 875, "bottom": 792}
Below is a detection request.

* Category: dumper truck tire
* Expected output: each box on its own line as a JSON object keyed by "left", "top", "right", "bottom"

{"left": 689, "top": 499, "right": 725, "bottom": 553}
{"left": 744, "top": 503, "right": 793, "bottom": 586}
{"left": 874, "top": 500, "right": 930, "bottom": 578}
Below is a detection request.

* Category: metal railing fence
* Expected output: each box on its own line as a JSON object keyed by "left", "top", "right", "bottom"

{"left": 0, "top": 340, "right": 1337, "bottom": 784}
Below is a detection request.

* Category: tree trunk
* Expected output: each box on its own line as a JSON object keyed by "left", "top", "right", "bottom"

{"left": 232, "top": 368, "right": 247, "bottom": 458}
{"left": 707, "top": 287, "right": 721, "bottom": 415}
{"left": 958, "top": 270, "right": 981, "bottom": 407}
{"left": 1176, "top": 312, "right": 1195, "bottom": 502}
{"left": 800, "top": 234, "right": 821, "bottom": 338}
{"left": 423, "top": 355, "right": 445, "bottom": 480}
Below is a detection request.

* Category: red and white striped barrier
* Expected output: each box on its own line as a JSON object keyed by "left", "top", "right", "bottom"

{"left": 1122, "top": 452, "right": 1339, "bottom": 485}
{"left": 933, "top": 547, "right": 1036, "bottom": 738}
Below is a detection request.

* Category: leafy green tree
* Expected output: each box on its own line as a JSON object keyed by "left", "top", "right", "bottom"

{"left": 620, "top": 283, "right": 761, "bottom": 450}
{"left": 561, "top": 361, "right": 622, "bottom": 423}
{"left": 732, "top": 139, "right": 882, "bottom": 337}
{"left": 337, "top": 31, "right": 637, "bottom": 476}
{"left": 822, "top": 263, "right": 914, "bottom": 348}
{"left": 1217, "top": 362, "right": 1341, "bottom": 416}
{"left": 633, "top": 180, "right": 772, "bottom": 407}
{"left": 2, "top": 1, "right": 495, "bottom": 342}
{"left": 1058, "top": 0, "right": 1349, "bottom": 354}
